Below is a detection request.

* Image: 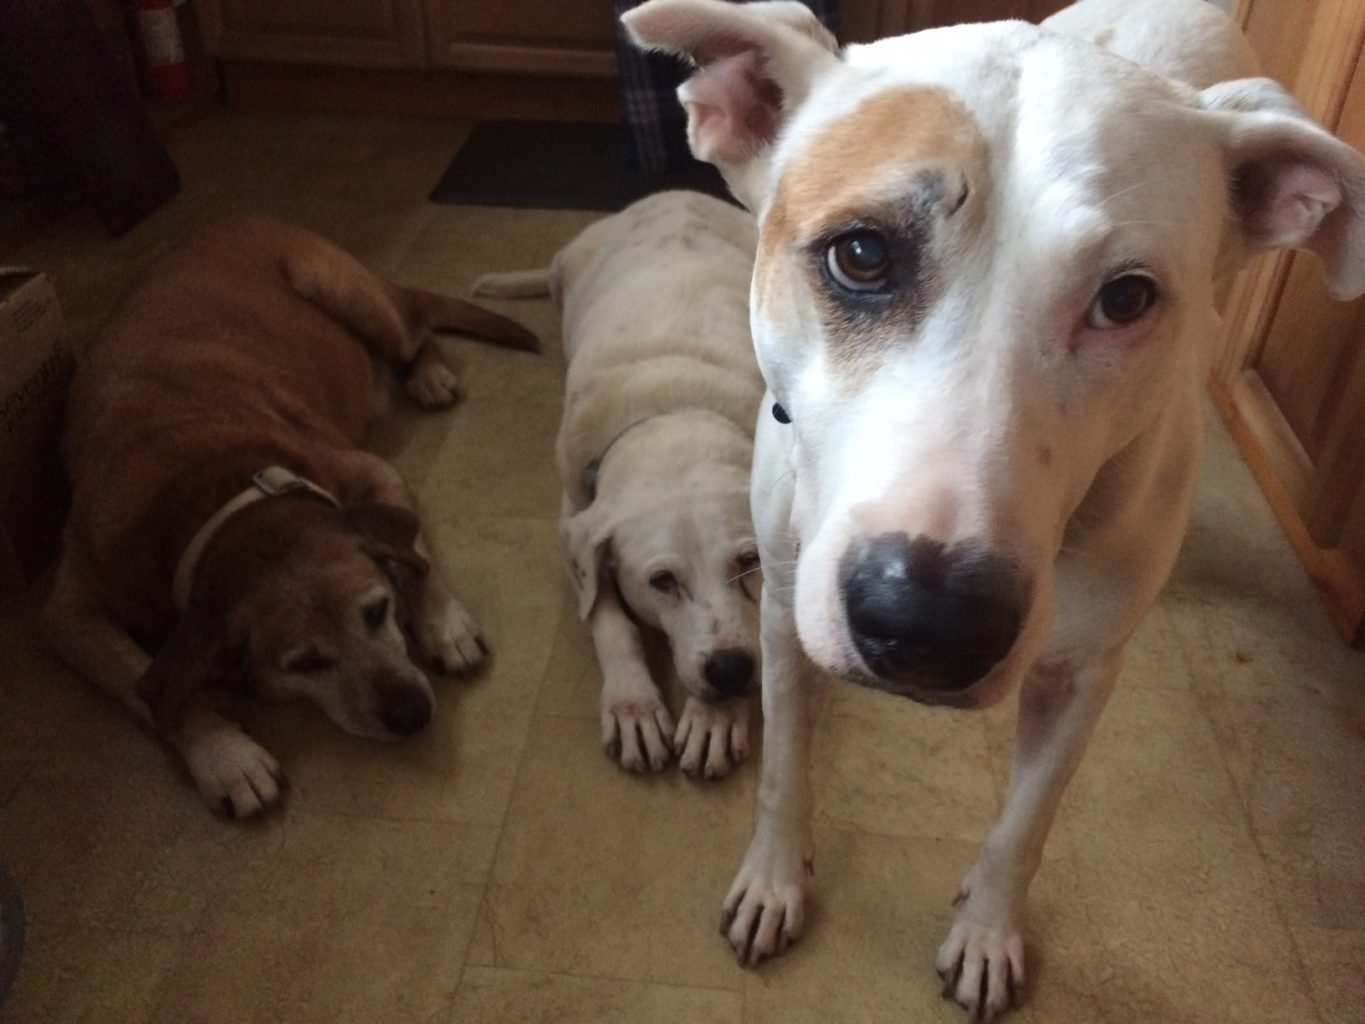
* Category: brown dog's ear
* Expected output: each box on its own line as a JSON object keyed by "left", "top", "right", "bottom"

{"left": 137, "top": 610, "right": 248, "bottom": 734}
{"left": 346, "top": 501, "right": 430, "bottom": 577}
{"left": 621, "top": 0, "right": 841, "bottom": 210}
{"left": 560, "top": 505, "right": 612, "bottom": 621}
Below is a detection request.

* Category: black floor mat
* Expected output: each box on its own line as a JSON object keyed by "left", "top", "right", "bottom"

{"left": 428, "top": 120, "right": 735, "bottom": 212}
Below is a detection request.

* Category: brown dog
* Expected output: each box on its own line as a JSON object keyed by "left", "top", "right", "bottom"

{"left": 42, "top": 215, "right": 537, "bottom": 818}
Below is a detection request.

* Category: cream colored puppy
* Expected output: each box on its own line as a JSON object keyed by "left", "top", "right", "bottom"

{"left": 475, "top": 191, "right": 765, "bottom": 778}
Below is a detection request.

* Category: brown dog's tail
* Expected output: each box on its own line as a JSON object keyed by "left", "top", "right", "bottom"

{"left": 280, "top": 233, "right": 540, "bottom": 357}
{"left": 471, "top": 268, "right": 554, "bottom": 299}
{"left": 404, "top": 289, "right": 540, "bottom": 352}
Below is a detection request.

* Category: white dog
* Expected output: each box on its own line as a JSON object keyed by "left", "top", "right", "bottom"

{"left": 475, "top": 191, "right": 766, "bottom": 778}
{"left": 624, "top": 0, "right": 1365, "bottom": 1017}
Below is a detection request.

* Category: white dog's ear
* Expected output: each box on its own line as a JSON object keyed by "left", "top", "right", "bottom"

{"left": 1199, "top": 77, "right": 1365, "bottom": 299}
{"left": 621, "top": 0, "right": 841, "bottom": 210}
{"left": 560, "top": 506, "right": 612, "bottom": 621}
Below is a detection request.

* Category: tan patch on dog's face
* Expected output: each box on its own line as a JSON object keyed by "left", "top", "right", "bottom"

{"left": 756, "top": 86, "right": 990, "bottom": 364}
{"left": 767, "top": 86, "right": 988, "bottom": 242}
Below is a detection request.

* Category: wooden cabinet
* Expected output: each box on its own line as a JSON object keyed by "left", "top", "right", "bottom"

{"left": 423, "top": 0, "right": 616, "bottom": 77}
{"left": 198, "top": 0, "right": 622, "bottom": 121}
{"left": 1213, "top": 0, "right": 1365, "bottom": 647}
{"left": 200, "top": 0, "right": 427, "bottom": 68}
{"left": 201, "top": 0, "right": 614, "bottom": 75}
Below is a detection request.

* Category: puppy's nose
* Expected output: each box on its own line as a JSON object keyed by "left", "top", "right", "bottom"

{"left": 378, "top": 684, "right": 432, "bottom": 737}
{"left": 703, "top": 648, "right": 756, "bottom": 698}
{"left": 841, "top": 533, "right": 1027, "bottom": 691}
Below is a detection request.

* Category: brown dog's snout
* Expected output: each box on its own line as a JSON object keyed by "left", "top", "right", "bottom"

{"left": 702, "top": 647, "right": 756, "bottom": 700}
{"left": 376, "top": 681, "right": 432, "bottom": 737}
{"left": 840, "top": 532, "right": 1029, "bottom": 694}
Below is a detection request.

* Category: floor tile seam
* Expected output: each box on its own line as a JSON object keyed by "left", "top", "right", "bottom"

{"left": 456, "top": 961, "right": 744, "bottom": 998}
{"left": 451, "top": 641, "right": 564, "bottom": 991}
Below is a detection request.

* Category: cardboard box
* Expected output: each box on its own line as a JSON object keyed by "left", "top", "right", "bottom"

{"left": 0, "top": 267, "right": 73, "bottom": 591}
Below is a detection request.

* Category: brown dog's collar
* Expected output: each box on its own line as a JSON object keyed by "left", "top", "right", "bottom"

{"left": 171, "top": 467, "right": 339, "bottom": 611}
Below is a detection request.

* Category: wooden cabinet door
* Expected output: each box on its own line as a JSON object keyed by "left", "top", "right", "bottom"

{"left": 200, "top": 0, "right": 427, "bottom": 68}
{"left": 1234, "top": 52, "right": 1365, "bottom": 550}
{"left": 1213, "top": 0, "right": 1365, "bottom": 645}
{"left": 423, "top": 0, "right": 616, "bottom": 78}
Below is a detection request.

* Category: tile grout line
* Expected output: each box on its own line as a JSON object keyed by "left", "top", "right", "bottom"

{"left": 1175, "top": 600, "right": 1330, "bottom": 1024}
{"left": 446, "top": 591, "right": 578, "bottom": 1016}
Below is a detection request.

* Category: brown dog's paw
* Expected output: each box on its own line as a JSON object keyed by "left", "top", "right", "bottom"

{"left": 407, "top": 362, "right": 462, "bottom": 409}
{"left": 182, "top": 726, "right": 287, "bottom": 819}
{"left": 416, "top": 597, "right": 486, "bottom": 675}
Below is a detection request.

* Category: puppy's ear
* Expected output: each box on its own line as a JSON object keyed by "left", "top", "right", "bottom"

{"left": 137, "top": 610, "right": 248, "bottom": 734}
{"left": 560, "top": 505, "right": 612, "bottom": 621}
{"left": 621, "top": 0, "right": 841, "bottom": 210}
{"left": 346, "top": 501, "right": 430, "bottom": 577}
{"left": 1199, "top": 77, "right": 1365, "bottom": 298}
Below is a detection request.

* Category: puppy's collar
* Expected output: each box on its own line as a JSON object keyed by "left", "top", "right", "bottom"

{"left": 581, "top": 415, "right": 662, "bottom": 502}
{"left": 172, "top": 467, "right": 339, "bottom": 612}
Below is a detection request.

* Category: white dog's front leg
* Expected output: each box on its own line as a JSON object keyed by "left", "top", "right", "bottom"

{"left": 722, "top": 587, "right": 824, "bottom": 966}
{"left": 591, "top": 583, "right": 675, "bottom": 773}
{"left": 937, "top": 651, "right": 1121, "bottom": 1021}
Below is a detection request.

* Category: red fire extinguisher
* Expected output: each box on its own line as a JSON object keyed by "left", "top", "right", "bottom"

{"left": 132, "top": 0, "right": 192, "bottom": 102}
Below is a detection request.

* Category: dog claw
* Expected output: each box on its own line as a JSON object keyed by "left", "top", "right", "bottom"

{"left": 675, "top": 696, "right": 749, "bottom": 780}
{"left": 601, "top": 688, "right": 674, "bottom": 774}
{"left": 936, "top": 893, "right": 1026, "bottom": 1021}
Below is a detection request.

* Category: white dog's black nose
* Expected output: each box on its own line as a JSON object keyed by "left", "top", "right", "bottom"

{"left": 378, "top": 684, "right": 433, "bottom": 736}
{"left": 840, "top": 533, "right": 1027, "bottom": 691}
{"left": 703, "top": 648, "right": 756, "bottom": 698}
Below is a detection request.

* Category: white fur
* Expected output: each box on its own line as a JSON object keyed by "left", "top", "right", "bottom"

{"left": 625, "top": 0, "right": 1365, "bottom": 1018}
{"left": 478, "top": 191, "right": 767, "bottom": 777}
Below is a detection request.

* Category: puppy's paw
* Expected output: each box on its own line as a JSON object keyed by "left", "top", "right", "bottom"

{"left": 722, "top": 833, "right": 813, "bottom": 967}
{"left": 416, "top": 597, "right": 486, "bottom": 675}
{"left": 675, "top": 696, "right": 750, "bottom": 779}
{"left": 935, "top": 877, "right": 1026, "bottom": 1022}
{"left": 600, "top": 685, "right": 674, "bottom": 773}
{"left": 181, "top": 726, "right": 286, "bottom": 819}
{"left": 407, "top": 361, "right": 462, "bottom": 409}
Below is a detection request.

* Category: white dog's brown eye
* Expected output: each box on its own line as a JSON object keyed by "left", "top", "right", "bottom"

{"left": 736, "top": 551, "right": 761, "bottom": 574}
{"left": 1087, "top": 274, "right": 1157, "bottom": 329}
{"left": 284, "top": 650, "right": 336, "bottom": 674}
{"left": 362, "top": 596, "right": 390, "bottom": 631}
{"left": 826, "top": 231, "right": 890, "bottom": 292}
{"left": 648, "top": 570, "right": 677, "bottom": 593}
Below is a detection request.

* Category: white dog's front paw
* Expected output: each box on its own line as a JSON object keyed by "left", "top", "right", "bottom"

{"left": 600, "top": 685, "right": 674, "bottom": 773}
{"left": 935, "top": 879, "right": 1026, "bottom": 1022}
{"left": 181, "top": 726, "right": 286, "bottom": 819}
{"left": 407, "top": 360, "right": 462, "bottom": 409}
{"left": 722, "top": 834, "right": 813, "bottom": 966}
{"left": 675, "top": 696, "right": 750, "bottom": 779}
{"left": 416, "top": 597, "right": 486, "bottom": 675}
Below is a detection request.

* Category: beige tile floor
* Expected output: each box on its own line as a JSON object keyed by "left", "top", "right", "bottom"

{"left": 1, "top": 111, "right": 1363, "bottom": 1024}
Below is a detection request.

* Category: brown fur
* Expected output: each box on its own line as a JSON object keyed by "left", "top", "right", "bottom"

{"left": 44, "top": 215, "right": 534, "bottom": 813}
{"left": 757, "top": 86, "right": 990, "bottom": 345}
{"left": 61, "top": 215, "right": 529, "bottom": 642}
